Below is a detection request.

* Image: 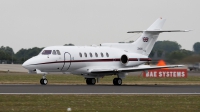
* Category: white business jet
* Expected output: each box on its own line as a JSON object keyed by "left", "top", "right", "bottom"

{"left": 22, "top": 18, "right": 190, "bottom": 85}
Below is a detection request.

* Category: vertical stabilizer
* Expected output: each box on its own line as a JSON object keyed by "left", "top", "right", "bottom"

{"left": 131, "top": 18, "right": 166, "bottom": 56}
{"left": 147, "top": 18, "right": 166, "bottom": 30}
{"left": 102, "top": 18, "right": 190, "bottom": 57}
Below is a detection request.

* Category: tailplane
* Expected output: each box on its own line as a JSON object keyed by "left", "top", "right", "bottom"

{"left": 128, "top": 18, "right": 190, "bottom": 56}
{"left": 101, "top": 18, "right": 190, "bottom": 56}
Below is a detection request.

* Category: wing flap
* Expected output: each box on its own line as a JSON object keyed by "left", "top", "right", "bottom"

{"left": 90, "top": 69, "right": 114, "bottom": 73}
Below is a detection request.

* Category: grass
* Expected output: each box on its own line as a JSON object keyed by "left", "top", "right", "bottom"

{"left": 0, "top": 73, "right": 200, "bottom": 85}
{"left": 0, "top": 95, "right": 200, "bottom": 112}
{"left": 0, "top": 73, "right": 200, "bottom": 112}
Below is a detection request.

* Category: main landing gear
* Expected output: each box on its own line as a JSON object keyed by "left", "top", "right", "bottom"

{"left": 85, "top": 78, "right": 122, "bottom": 85}
{"left": 86, "top": 78, "right": 96, "bottom": 85}
{"left": 113, "top": 78, "right": 122, "bottom": 85}
{"left": 40, "top": 74, "right": 48, "bottom": 85}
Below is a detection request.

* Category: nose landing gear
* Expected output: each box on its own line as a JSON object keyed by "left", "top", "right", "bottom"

{"left": 40, "top": 74, "right": 48, "bottom": 85}
{"left": 40, "top": 78, "right": 48, "bottom": 85}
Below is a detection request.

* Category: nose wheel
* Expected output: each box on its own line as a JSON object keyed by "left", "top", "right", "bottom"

{"left": 40, "top": 74, "right": 48, "bottom": 85}
{"left": 113, "top": 78, "right": 122, "bottom": 85}
{"left": 40, "top": 78, "right": 48, "bottom": 85}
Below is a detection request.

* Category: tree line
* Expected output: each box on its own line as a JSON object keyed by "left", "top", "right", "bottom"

{"left": 0, "top": 42, "right": 199, "bottom": 64}
{"left": 149, "top": 41, "right": 200, "bottom": 64}
{"left": 0, "top": 47, "right": 44, "bottom": 64}
{"left": 0, "top": 43, "right": 75, "bottom": 64}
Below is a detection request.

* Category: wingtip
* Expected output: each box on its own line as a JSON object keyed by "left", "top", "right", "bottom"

{"left": 184, "top": 30, "right": 193, "bottom": 32}
{"left": 176, "top": 65, "right": 184, "bottom": 67}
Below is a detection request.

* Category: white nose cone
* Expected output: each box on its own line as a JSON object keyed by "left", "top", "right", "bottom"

{"left": 22, "top": 61, "right": 28, "bottom": 68}
{"left": 22, "top": 58, "right": 35, "bottom": 70}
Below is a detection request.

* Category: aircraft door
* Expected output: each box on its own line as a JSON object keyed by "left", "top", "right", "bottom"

{"left": 61, "top": 52, "right": 71, "bottom": 71}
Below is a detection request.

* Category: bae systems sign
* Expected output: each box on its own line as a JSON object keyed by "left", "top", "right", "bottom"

{"left": 143, "top": 69, "right": 187, "bottom": 78}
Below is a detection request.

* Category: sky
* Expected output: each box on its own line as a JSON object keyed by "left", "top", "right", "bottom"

{"left": 0, "top": 0, "right": 199, "bottom": 53}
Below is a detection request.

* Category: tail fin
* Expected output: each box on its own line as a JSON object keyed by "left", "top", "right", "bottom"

{"left": 147, "top": 18, "right": 166, "bottom": 30}
{"left": 128, "top": 18, "right": 190, "bottom": 56}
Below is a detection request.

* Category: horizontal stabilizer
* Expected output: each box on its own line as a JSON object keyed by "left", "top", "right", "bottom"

{"left": 127, "top": 30, "right": 192, "bottom": 33}
{"left": 127, "top": 30, "right": 191, "bottom": 33}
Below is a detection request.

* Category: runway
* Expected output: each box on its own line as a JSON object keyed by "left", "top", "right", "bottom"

{"left": 0, "top": 85, "right": 200, "bottom": 94}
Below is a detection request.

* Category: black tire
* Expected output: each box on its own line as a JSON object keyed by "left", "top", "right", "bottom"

{"left": 40, "top": 78, "right": 44, "bottom": 85}
{"left": 86, "top": 78, "right": 96, "bottom": 85}
{"left": 113, "top": 78, "right": 122, "bottom": 85}
{"left": 43, "top": 79, "right": 48, "bottom": 85}
{"left": 91, "top": 78, "right": 96, "bottom": 85}
{"left": 117, "top": 78, "right": 122, "bottom": 85}
{"left": 86, "top": 78, "right": 90, "bottom": 85}
{"left": 113, "top": 78, "right": 117, "bottom": 85}
{"left": 40, "top": 78, "right": 48, "bottom": 85}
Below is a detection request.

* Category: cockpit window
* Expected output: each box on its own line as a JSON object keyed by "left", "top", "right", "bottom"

{"left": 42, "top": 50, "right": 52, "bottom": 55}
{"left": 52, "top": 50, "right": 56, "bottom": 55}
{"left": 56, "top": 50, "right": 61, "bottom": 55}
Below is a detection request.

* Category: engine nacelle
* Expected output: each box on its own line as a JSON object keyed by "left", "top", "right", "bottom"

{"left": 120, "top": 53, "right": 150, "bottom": 67}
{"left": 120, "top": 54, "right": 129, "bottom": 64}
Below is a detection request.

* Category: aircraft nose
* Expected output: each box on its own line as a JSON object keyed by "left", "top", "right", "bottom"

{"left": 22, "top": 60, "right": 29, "bottom": 69}
{"left": 22, "top": 57, "right": 38, "bottom": 70}
{"left": 22, "top": 59, "right": 35, "bottom": 70}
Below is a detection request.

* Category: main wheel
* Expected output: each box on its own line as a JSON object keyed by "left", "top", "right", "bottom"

{"left": 86, "top": 78, "right": 96, "bottom": 85}
{"left": 86, "top": 78, "right": 90, "bottom": 85}
{"left": 113, "top": 78, "right": 117, "bottom": 85}
{"left": 113, "top": 78, "right": 122, "bottom": 85}
{"left": 117, "top": 78, "right": 122, "bottom": 85}
{"left": 91, "top": 78, "right": 96, "bottom": 85}
{"left": 40, "top": 78, "right": 48, "bottom": 85}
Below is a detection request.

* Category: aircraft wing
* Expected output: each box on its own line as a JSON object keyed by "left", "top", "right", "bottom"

{"left": 91, "top": 65, "right": 184, "bottom": 73}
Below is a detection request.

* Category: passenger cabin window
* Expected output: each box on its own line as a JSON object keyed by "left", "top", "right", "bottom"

{"left": 84, "top": 53, "right": 87, "bottom": 57}
{"left": 42, "top": 50, "right": 52, "bottom": 55}
{"left": 79, "top": 53, "right": 82, "bottom": 57}
{"left": 95, "top": 53, "right": 98, "bottom": 57}
{"left": 101, "top": 52, "right": 104, "bottom": 57}
{"left": 106, "top": 52, "right": 109, "bottom": 57}
{"left": 52, "top": 50, "right": 56, "bottom": 55}
{"left": 56, "top": 50, "right": 61, "bottom": 55}
{"left": 90, "top": 53, "right": 92, "bottom": 57}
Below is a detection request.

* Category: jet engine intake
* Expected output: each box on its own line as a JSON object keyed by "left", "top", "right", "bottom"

{"left": 121, "top": 55, "right": 129, "bottom": 64}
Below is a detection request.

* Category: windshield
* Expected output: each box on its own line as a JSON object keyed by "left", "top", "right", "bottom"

{"left": 56, "top": 50, "right": 61, "bottom": 55}
{"left": 42, "top": 50, "right": 52, "bottom": 55}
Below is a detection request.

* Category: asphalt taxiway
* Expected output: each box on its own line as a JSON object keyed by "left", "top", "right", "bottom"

{"left": 0, "top": 85, "right": 200, "bottom": 94}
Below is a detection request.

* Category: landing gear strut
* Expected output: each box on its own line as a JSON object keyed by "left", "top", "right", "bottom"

{"left": 86, "top": 78, "right": 96, "bottom": 85}
{"left": 113, "top": 78, "right": 122, "bottom": 85}
{"left": 40, "top": 74, "right": 48, "bottom": 85}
